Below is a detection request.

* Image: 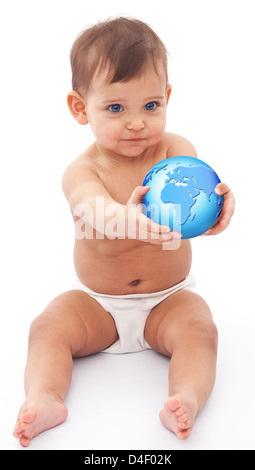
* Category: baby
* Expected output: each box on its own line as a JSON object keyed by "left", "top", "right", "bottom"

{"left": 14, "top": 17, "right": 235, "bottom": 446}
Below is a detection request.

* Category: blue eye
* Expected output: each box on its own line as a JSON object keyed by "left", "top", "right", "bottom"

{"left": 144, "top": 101, "right": 157, "bottom": 111}
{"left": 108, "top": 104, "right": 123, "bottom": 113}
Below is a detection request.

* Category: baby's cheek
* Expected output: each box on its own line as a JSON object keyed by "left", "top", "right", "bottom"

{"left": 95, "top": 124, "right": 116, "bottom": 145}
{"left": 151, "top": 121, "right": 166, "bottom": 142}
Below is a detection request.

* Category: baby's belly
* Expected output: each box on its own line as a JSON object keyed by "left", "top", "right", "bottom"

{"left": 73, "top": 239, "right": 192, "bottom": 295}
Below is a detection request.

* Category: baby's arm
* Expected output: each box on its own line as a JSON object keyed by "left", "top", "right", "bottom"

{"left": 62, "top": 158, "right": 178, "bottom": 245}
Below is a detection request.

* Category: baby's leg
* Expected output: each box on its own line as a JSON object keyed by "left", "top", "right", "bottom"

{"left": 145, "top": 289, "right": 218, "bottom": 440}
{"left": 14, "top": 290, "right": 117, "bottom": 446}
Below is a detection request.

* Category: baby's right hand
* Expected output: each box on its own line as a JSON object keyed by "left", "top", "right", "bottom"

{"left": 126, "top": 186, "right": 182, "bottom": 246}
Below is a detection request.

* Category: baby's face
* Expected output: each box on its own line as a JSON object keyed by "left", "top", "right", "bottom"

{"left": 84, "top": 66, "right": 171, "bottom": 160}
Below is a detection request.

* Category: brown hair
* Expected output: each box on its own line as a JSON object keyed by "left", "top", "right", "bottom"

{"left": 70, "top": 17, "right": 168, "bottom": 94}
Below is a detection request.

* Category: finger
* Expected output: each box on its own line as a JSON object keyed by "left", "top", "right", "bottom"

{"left": 217, "top": 190, "right": 235, "bottom": 224}
{"left": 203, "top": 212, "right": 230, "bottom": 235}
{"left": 127, "top": 185, "right": 150, "bottom": 205}
{"left": 137, "top": 214, "right": 181, "bottom": 243}
{"left": 215, "top": 182, "right": 230, "bottom": 196}
{"left": 138, "top": 213, "right": 171, "bottom": 234}
{"left": 140, "top": 231, "right": 181, "bottom": 244}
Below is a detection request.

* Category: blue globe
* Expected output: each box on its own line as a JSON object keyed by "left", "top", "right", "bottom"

{"left": 142, "top": 156, "right": 224, "bottom": 239}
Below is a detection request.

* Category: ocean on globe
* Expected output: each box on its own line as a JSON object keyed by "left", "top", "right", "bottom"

{"left": 142, "top": 156, "right": 224, "bottom": 239}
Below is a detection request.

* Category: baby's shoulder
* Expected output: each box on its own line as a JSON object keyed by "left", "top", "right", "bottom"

{"left": 62, "top": 147, "right": 99, "bottom": 195}
{"left": 63, "top": 145, "right": 98, "bottom": 176}
{"left": 159, "top": 132, "right": 197, "bottom": 158}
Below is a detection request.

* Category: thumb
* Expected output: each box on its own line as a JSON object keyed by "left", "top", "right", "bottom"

{"left": 127, "top": 186, "right": 150, "bottom": 205}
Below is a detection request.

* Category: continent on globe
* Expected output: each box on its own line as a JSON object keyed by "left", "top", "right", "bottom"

{"left": 142, "top": 156, "right": 224, "bottom": 239}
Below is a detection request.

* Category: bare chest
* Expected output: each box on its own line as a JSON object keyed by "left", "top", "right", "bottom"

{"left": 97, "top": 162, "right": 153, "bottom": 205}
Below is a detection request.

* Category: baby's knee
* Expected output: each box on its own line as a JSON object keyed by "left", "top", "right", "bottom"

{"left": 27, "top": 291, "right": 89, "bottom": 353}
{"left": 28, "top": 311, "right": 56, "bottom": 343}
{"left": 28, "top": 294, "right": 73, "bottom": 343}
{"left": 190, "top": 317, "right": 218, "bottom": 351}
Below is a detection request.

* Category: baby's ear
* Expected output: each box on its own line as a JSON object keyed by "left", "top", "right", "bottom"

{"left": 166, "top": 84, "right": 172, "bottom": 105}
{"left": 67, "top": 91, "right": 88, "bottom": 125}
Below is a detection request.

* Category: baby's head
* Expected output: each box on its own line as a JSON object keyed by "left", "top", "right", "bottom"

{"left": 68, "top": 18, "right": 171, "bottom": 159}
{"left": 70, "top": 17, "right": 168, "bottom": 96}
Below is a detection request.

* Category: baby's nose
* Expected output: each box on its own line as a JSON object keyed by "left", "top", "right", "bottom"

{"left": 126, "top": 117, "right": 145, "bottom": 131}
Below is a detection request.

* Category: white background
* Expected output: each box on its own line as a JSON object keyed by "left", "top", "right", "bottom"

{"left": 0, "top": 0, "right": 254, "bottom": 450}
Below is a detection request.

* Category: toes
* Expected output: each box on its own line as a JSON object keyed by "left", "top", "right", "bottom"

{"left": 14, "top": 409, "right": 35, "bottom": 435}
{"left": 166, "top": 396, "right": 182, "bottom": 412}
{"left": 165, "top": 397, "right": 187, "bottom": 422}
{"left": 21, "top": 409, "right": 36, "bottom": 425}
{"left": 177, "top": 428, "right": 191, "bottom": 440}
{"left": 13, "top": 423, "right": 31, "bottom": 447}
{"left": 13, "top": 428, "right": 21, "bottom": 438}
{"left": 178, "top": 421, "right": 189, "bottom": 430}
{"left": 13, "top": 420, "right": 24, "bottom": 437}
{"left": 20, "top": 435, "right": 30, "bottom": 447}
{"left": 175, "top": 407, "right": 185, "bottom": 417}
{"left": 13, "top": 409, "right": 36, "bottom": 445}
{"left": 161, "top": 395, "right": 194, "bottom": 440}
{"left": 178, "top": 413, "right": 187, "bottom": 423}
{"left": 13, "top": 426, "right": 20, "bottom": 437}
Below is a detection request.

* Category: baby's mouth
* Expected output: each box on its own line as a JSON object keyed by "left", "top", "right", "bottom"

{"left": 123, "top": 138, "right": 145, "bottom": 142}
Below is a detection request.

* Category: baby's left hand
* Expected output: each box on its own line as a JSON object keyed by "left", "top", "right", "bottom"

{"left": 204, "top": 183, "right": 235, "bottom": 236}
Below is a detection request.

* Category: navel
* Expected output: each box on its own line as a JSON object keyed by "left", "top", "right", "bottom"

{"left": 129, "top": 279, "right": 141, "bottom": 287}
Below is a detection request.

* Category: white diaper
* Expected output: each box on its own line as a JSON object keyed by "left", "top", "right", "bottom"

{"left": 73, "top": 274, "right": 195, "bottom": 354}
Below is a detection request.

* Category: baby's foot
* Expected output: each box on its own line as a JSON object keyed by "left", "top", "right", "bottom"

{"left": 159, "top": 396, "right": 197, "bottom": 440}
{"left": 13, "top": 393, "right": 68, "bottom": 447}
